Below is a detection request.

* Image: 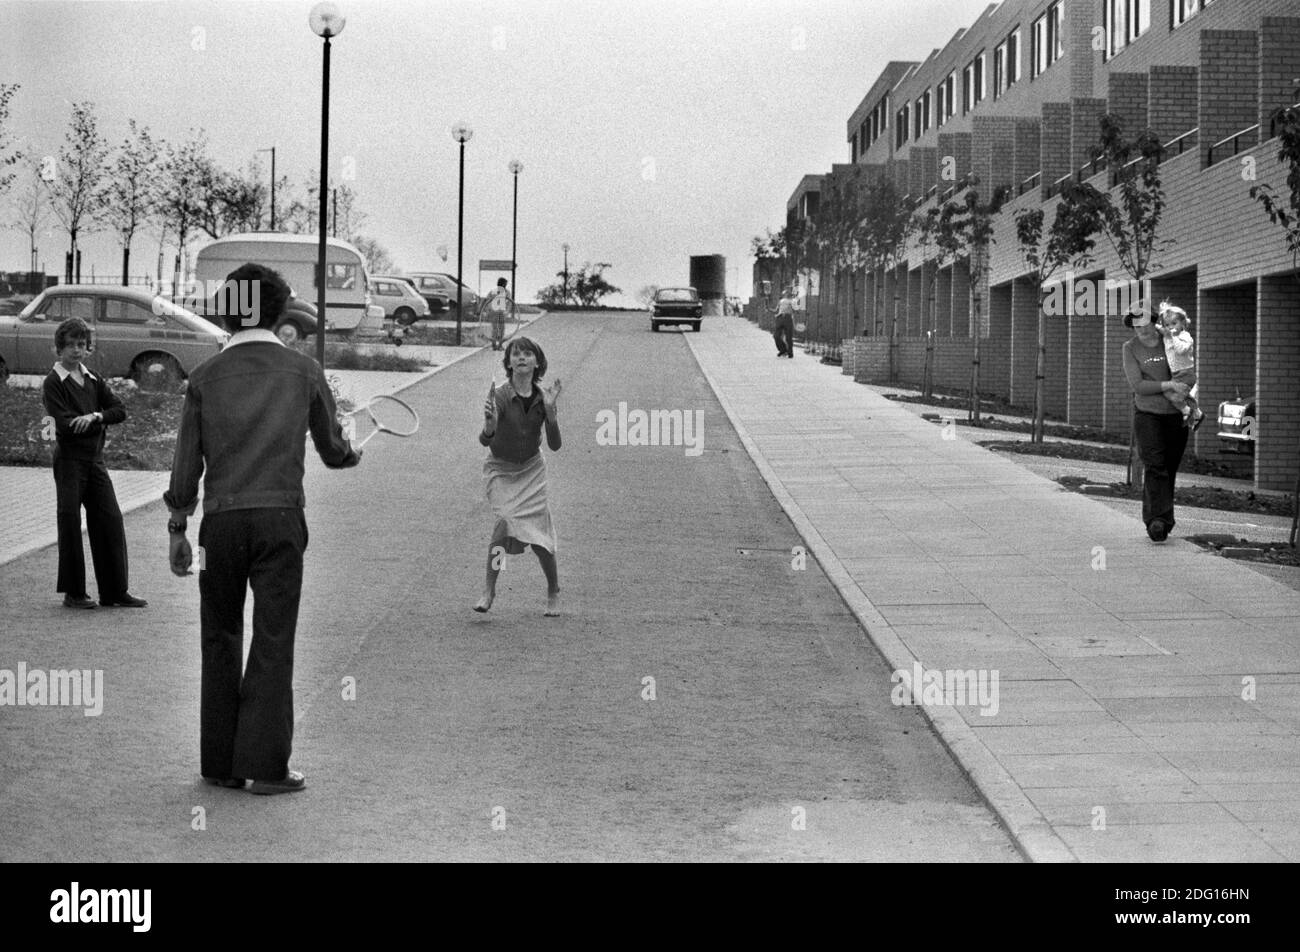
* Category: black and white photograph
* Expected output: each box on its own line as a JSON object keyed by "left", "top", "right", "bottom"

{"left": 0, "top": 0, "right": 1296, "bottom": 910}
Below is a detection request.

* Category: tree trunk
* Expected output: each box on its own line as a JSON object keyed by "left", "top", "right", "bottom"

{"left": 1033, "top": 294, "right": 1046, "bottom": 442}
{"left": 122, "top": 245, "right": 131, "bottom": 287}
{"left": 969, "top": 267, "right": 982, "bottom": 424}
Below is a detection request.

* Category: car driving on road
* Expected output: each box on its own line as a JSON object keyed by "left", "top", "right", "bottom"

{"left": 650, "top": 287, "right": 703, "bottom": 332}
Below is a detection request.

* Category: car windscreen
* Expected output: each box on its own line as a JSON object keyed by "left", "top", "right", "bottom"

{"left": 656, "top": 289, "right": 697, "bottom": 302}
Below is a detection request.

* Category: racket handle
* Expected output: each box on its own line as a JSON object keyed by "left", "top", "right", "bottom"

{"left": 356, "top": 429, "right": 378, "bottom": 449}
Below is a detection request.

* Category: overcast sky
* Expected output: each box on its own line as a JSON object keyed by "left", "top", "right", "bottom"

{"left": 2, "top": 0, "right": 996, "bottom": 304}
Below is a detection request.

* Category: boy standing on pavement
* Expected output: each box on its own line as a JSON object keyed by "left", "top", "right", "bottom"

{"left": 165, "top": 264, "right": 361, "bottom": 795}
{"left": 482, "top": 277, "right": 512, "bottom": 351}
{"left": 42, "top": 317, "right": 146, "bottom": 610}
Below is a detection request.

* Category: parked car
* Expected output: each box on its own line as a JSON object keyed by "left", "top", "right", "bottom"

{"left": 370, "top": 275, "right": 433, "bottom": 325}
{"left": 185, "top": 286, "right": 319, "bottom": 345}
{"left": 1216, "top": 395, "right": 1256, "bottom": 455}
{"left": 405, "top": 272, "right": 481, "bottom": 313}
{"left": 0, "top": 285, "right": 228, "bottom": 384}
{"left": 650, "top": 287, "right": 703, "bottom": 332}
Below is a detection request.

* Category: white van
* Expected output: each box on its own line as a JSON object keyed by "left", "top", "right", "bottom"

{"left": 194, "top": 233, "right": 383, "bottom": 337}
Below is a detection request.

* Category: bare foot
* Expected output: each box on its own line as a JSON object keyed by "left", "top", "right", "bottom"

{"left": 544, "top": 590, "right": 560, "bottom": 617}
{"left": 474, "top": 590, "right": 495, "bottom": 613}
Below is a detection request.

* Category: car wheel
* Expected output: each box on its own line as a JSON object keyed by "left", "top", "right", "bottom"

{"left": 651, "top": 322, "right": 659, "bottom": 332}
{"left": 0, "top": 356, "right": 8, "bottom": 385}
{"left": 691, "top": 322, "right": 701, "bottom": 332}
{"left": 394, "top": 307, "right": 416, "bottom": 327}
{"left": 131, "top": 353, "right": 184, "bottom": 391}
{"left": 275, "top": 321, "right": 303, "bottom": 345}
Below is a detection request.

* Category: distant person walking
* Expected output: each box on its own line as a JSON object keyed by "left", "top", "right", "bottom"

{"left": 481, "top": 277, "right": 513, "bottom": 351}
{"left": 475, "top": 337, "right": 563, "bottom": 616}
{"left": 772, "top": 288, "right": 795, "bottom": 358}
{"left": 1122, "top": 304, "right": 1191, "bottom": 543}
{"left": 166, "top": 263, "right": 361, "bottom": 795}
{"left": 42, "top": 317, "right": 145, "bottom": 609}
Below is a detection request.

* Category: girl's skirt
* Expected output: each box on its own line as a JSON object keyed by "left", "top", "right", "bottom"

{"left": 483, "top": 451, "right": 558, "bottom": 554}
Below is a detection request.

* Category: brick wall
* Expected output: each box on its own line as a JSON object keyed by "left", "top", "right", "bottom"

{"left": 1067, "top": 310, "right": 1105, "bottom": 425}
{"left": 1108, "top": 72, "right": 1149, "bottom": 136}
{"left": 1102, "top": 311, "right": 1132, "bottom": 434}
{"left": 1149, "top": 65, "right": 1199, "bottom": 144}
{"left": 951, "top": 258, "right": 970, "bottom": 339}
{"left": 1044, "top": 302, "right": 1070, "bottom": 417}
{"left": 1013, "top": 118, "right": 1042, "bottom": 191}
{"left": 1259, "top": 17, "right": 1300, "bottom": 133}
{"left": 1072, "top": 97, "right": 1109, "bottom": 169}
{"left": 1199, "top": 30, "right": 1260, "bottom": 169}
{"left": 1010, "top": 277, "right": 1039, "bottom": 406}
{"left": 935, "top": 264, "right": 953, "bottom": 338}
{"left": 907, "top": 266, "right": 923, "bottom": 336}
{"left": 973, "top": 116, "right": 1018, "bottom": 199}
{"left": 985, "top": 282, "right": 1013, "bottom": 398}
{"left": 1042, "top": 102, "right": 1073, "bottom": 196}
{"left": 1255, "top": 276, "right": 1298, "bottom": 490}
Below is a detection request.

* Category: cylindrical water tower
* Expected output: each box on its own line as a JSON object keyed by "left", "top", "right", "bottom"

{"left": 689, "top": 254, "right": 726, "bottom": 317}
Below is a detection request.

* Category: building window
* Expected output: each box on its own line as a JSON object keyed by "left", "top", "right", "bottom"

{"left": 913, "top": 98, "right": 922, "bottom": 139}
{"left": 896, "top": 106, "right": 909, "bottom": 147}
{"left": 994, "top": 28, "right": 1020, "bottom": 98}
{"left": 974, "top": 51, "right": 986, "bottom": 105}
{"left": 944, "top": 72, "right": 956, "bottom": 120}
{"left": 1172, "top": 0, "right": 1214, "bottom": 28}
{"left": 936, "top": 82, "right": 946, "bottom": 125}
{"left": 1032, "top": 1, "right": 1065, "bottom": 77}
{"left": 1008, "top": 28, "right": 1020, "bottom": 85}
{"left": 1104, "top": 0, "right": 1150, "bottom": 57}
{"left": 962, "top": 63, "right": 973, "bottom": 114}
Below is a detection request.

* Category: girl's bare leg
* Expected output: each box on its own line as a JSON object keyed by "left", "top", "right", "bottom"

{"left": 475, "top": 538, "right": 505, "bottom": 612}
{"left": 532, "top": 545, "right": 560, "bottom": 615}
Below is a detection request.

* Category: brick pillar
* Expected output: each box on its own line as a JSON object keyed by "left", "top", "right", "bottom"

{"left": 1071, "top": 97, "right": 1108, "bottom": 175}
{"left": 1102, "top": 272, "right": 1134, "bottom": 433}
{"left": 1010, "top": 277, "right": 1039, "bottom": 407}
{"left": 1259, "top": 17, "right": 1300, "bottom": 135}
{"left": 1067, "top": 307, "right": 1105, "bottom": 426}
{"left": 893, "top": 158, "right": 910, "bottom": 196}
{"left": 906, "top": 265, "right": 923, "bottom": 336}
{"left": 1149, "top": 65, "right": 1198, "bottom": 145}
{"left": 920, "top": 261, "right": 938, "bottom": 335}
{"left": 883, "top": 266, "right": 899, "bottom": 339}
{"left": 916, "top": 147, "right": 938, "bottom": 199}
{"left": 1255, "top": 276, "right": 1299, "bottom": 491}
{"left": 1108, "top": 73, "right": 1149, "bottom": 137}
{"left": 938, "top": 131, "right": 973, "bottom": 187}
{"left": 935, "top": 263, "right": 953, "bottom": 339}
{"left": 1044, "top": 302, "right": 1069, "bottom": 418}
{"left": 1067, "top": 0, "right": 1095, "bottom": 96}
{"left": 1042, "top": 102, "right": 1072, "bottom": 197}
{"left": 862, "top": 269, "right": 877, "bottom": 336}
{"left": 1199, "top": 29, "right": 1260, "bottom": 169}
{"left": 1198, "top": 282, "right": 1256, "bottom": 460}
{"left": 1013, "top": 118, "right": 1042, "bottom": 195}
{"left": 972, "top": 116, "right": 1017, "bottom": 201}
{"left": 895, "top": 263, "right": 909, "bottom": 338}
{"left": 950, "top": 258, "right": 970, "bottom": 339}
{"left": 986, "top": 281, "right": 1013, "bottom": 400}
{"left": 909, "top": 152, "right": 927, "bottom": 199}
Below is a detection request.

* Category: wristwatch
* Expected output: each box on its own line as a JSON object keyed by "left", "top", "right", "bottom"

{"left": 167, "top": 519, "right": 187, "bottom": 534}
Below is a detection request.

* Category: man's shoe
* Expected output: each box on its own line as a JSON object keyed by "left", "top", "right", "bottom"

{"left": 101, "top": 593, "right": 148, "bottom": 608}
{"left": 63, "top": 595, "right": 97, "bottom": 609}
{"left": 1147, "top": 519, "right": 1169, "bottom": 542}
{"left": 202, "top": 776, "right": 246, "bottom": 789}
{"left": 248, "top": 769, "right": 306, "bottom": 796}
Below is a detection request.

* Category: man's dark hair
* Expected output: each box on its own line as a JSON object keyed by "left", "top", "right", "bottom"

{"left": 218, "top": 263, "right": 290, "bottom": 332}
{"left": 497, "top": 277, "right": 508, "bottom": 287}
{"left": 54, "top": 317, "right": 93, "bottom": 352}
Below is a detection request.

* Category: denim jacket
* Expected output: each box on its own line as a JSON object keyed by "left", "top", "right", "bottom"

{"left": 165, "top": 335, "right": 359, "bottom": 516}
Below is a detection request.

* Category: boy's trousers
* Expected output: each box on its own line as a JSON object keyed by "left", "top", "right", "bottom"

{"left": 53, "top": 453, "right": 129, "bottom": 599}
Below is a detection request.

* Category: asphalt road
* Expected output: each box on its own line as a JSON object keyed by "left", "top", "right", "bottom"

{"left": 0, "top": 311, "right": 1018, "bottom": 861}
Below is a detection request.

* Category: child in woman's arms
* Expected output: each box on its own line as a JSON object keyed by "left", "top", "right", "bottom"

{"left": 1157, "top": 302, "right": 1203, "bottom": 430}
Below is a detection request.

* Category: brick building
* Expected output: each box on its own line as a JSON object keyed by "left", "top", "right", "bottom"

{"left": 773, "top": 0, "right": 1300, "bottom": 491}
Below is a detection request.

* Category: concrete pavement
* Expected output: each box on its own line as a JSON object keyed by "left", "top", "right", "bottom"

{"left": 685, "top": 317, "right": 1300, "bottom": 862}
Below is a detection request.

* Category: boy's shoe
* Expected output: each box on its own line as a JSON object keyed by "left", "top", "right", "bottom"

{"left": 1147, "top": 519, "right": 1169, "bottom": 542}
{"left": 202, "top": 776, "right": 246, "bottom": 789}
{"left": 63, "top": 595, "right": 97, "bottom": 609}
{"left": 100, "top": 593, "right": 148, "bottom": 608}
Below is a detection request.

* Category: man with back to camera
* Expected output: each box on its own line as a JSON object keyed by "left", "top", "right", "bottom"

{"left": 165, "top": 263, "right": 361, "bottom": 795}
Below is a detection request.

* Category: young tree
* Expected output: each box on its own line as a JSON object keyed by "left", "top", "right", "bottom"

{"left": 1067, "top": 114, "right": 1171, "bottom": 485}
{"left": 155, "top": 130, "right": 210, "bottom": 285}
{"left": 100, "top": 119, "right": 160, "bottom": 285}
{"left": 352, "top": 234, "right": 394, "bottom": 274}
{"left": 7, "top": 151, "right": 49, "bottom": 275}
{"left": 1249, "top": 95, "right": 1300, "bottom": 546}
{"left": 0, "top": 83, "right": 19, "bottom": 199}
{"left": 1015, "top": 179, "right": 1104, "bottom": 441}
{"left": 914, "top": 201, "right": 965, "bottom": 398}
{"left": 635, "top": 284, "right": 660, "bottom": 306}
{"left": 856, "top": 175, "right": 912, "bottom": 378}
{"left": 46, "top": 101, "right": 109, "bottom": 283}
{"left": 536, "top": 262, "right": 621, "bottom": 306}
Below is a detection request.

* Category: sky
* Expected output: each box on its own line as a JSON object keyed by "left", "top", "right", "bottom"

{"left": 1, "top": 0, "right": 997, "bottom": 305}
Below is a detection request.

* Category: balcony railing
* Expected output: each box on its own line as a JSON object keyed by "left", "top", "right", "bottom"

{"left": 1207, "top": 124, "right": 1260, "bottom": 166}
{"left": 1018, "top": 171, "right": 1041, "bottom": 196}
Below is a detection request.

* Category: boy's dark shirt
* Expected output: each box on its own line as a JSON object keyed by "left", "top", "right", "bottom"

{"left": 42, "top": 364, "right": 126, "bottom": 460}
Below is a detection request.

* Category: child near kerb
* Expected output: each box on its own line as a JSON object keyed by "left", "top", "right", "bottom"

{"left": 1157, "top": 301, "right": 1204, "bottom": 431}
{"left": 41, "top": 317, "right": 146, "bottom": 610}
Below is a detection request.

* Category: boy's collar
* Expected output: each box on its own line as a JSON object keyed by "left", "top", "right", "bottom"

{"left": 52, "top": 362, "right": 96, "bottom": 381}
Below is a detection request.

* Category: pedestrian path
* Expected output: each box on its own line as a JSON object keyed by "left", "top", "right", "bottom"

{"left": 0, "top": 346, "right": 480, "bottom": 568}
{"left": 687, "top": 319, "right": 1300, "bottom": 863}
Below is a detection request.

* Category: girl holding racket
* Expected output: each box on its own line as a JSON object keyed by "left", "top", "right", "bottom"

{"left": 476, "top": 337, "right": 563, "bottom": 615}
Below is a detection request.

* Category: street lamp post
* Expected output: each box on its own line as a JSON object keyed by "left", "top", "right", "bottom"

{"left": 310, "top": 2, "right": 345, "bottom": 369}
{"left": 508, "top": 159, "right": 522, "bottom": 314}
{"left": 451, "top": 121, "right": 473, "bottom": 346}
{"left": 256, "top": 146, "right": 277, "bottom": 230}
{"left": 562, "top": 242, "right": 569, "bottom": 307}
